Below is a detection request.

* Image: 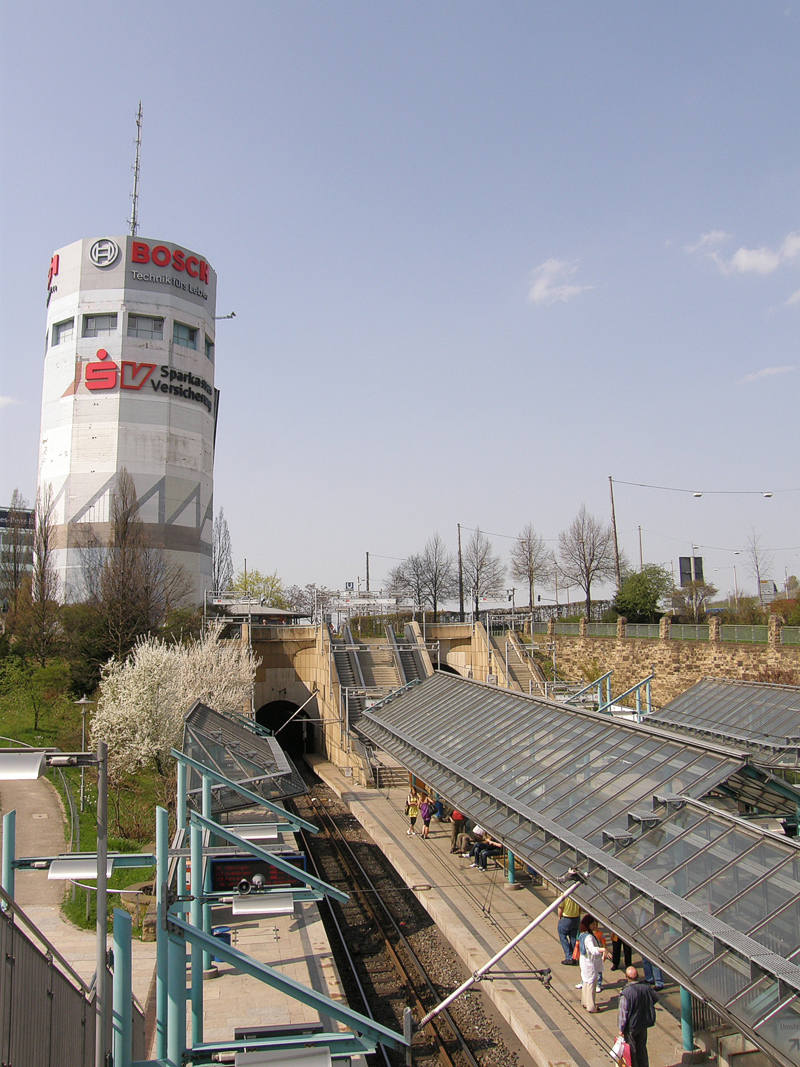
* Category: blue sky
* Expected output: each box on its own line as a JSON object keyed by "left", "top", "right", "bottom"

{"left": 1, "top": 1, "right": 798, "bottom": 600}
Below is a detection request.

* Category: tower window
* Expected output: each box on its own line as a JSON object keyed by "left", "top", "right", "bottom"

{"left": 83, "top": 313, "right": 118, "bottom": 338}
{"left": 173, "top": 322, "right": 198, "bottom": 350}
{"left": 51, "top": 318, "right": 74, "bottom": 346}
{"left": 205, "top": 337, "right": 214, "bottom": 362}
{"left": 128, "top": 314, "right": 164, "bottom": 340}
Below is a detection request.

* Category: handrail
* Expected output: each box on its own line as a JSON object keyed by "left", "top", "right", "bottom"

{"left": 0, "top": 883, "right": 92, "bottom": 993}
{"left": 564, "top": 670, "right": 613, "bottom": 704}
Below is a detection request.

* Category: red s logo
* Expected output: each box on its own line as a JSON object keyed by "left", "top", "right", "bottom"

{"left": 85, "top": 349, "right": 118, "bottom": 390}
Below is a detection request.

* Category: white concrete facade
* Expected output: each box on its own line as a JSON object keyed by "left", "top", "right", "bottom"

{"left": 38, "top": 235, "right": 218, "bottom": 603}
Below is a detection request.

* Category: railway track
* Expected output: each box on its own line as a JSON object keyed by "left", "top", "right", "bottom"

{"left": 290, "top": 781, "right": 520, "bottom": 1067}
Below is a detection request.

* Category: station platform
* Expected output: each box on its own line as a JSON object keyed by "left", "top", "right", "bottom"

{"left": 308, "top": 755, "right": 696, "bottom": 1067}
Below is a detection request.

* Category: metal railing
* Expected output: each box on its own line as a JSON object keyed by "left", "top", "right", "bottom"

{"left": 624, "top": 623, "right": 660, "bottom": 639}
{"left": 669, "top": 624, "right": 710, "bottom": 641}
{"left": 781, "top": 626, "right": 800, "bottom": 646}
{"left": 720, "top": 624, "right": 769, "bottom": 644}
{"left": 553, "top": 622, "right": 581, "bottom": 635}
{"left": 585, "top": 623, "right": 616, "bottom": 637}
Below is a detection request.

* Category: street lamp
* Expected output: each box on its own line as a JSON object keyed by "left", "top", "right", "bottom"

{"left": 74, "top": 695, "right": 95, "bottom": 814}
{"left": 0, "top": 742, "right": 108, "bottom": 1067}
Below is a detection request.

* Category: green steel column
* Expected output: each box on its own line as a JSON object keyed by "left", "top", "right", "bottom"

{"left": 190, "top": 821, "right": 203, "bottom": 1046}
{"left": 2, "top": 810, "right": 16, "bottom": 899}
{"left": 507, "top": 851, "right": 516, "bottom": 884}
{"left": 680, "top": 986, "right": 695, "bottom": 1053}
{"left": 177, "top": 759, "right": 187, "bottom": 898}
{"left": 112, "top": 908, "right": 133, "bottom": 1067}
{"left": 155, "top": 805, "right": 169, "bottom": 1060}
{"left": 167, "top": 930, "right": 187, "bottom": 1067}
{"left": 201, "top": 774, "right": 213, "bottom": 971}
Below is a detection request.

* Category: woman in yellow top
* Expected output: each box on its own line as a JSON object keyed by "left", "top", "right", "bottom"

{"left": 406, "top": 788, "right": 420, "bottom": 835}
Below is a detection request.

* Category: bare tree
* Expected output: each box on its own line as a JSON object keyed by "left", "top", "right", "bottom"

{"left": 672, "top": 579, "right": 718, "bottom": 623}
{"left": 0, "top": 488, "right": 32, "bottom": 623}
{"left": 82, "top": 469, "right": 191, "bottom": 661}
{"left": 510, "top": 524, "right": 554, "bottom": 610}
{"left": 387, "top": 554, "right": 427, "bottom": 613}
{"left": 284, "top": 583, "right": 334, "bottom": 621}
{"left": 420, "top": 534, "right": 457, "bottom": 620}
{"left": 28, "top": 483, "right": 60, "bottom": 665}
{"left": 558, "top": 504, "right": 616, "bottom": 619}
{"left": 462, "top": 527, "right": 505, "bottom": 617}
{"left": 744, "top": 530, "right": 774, "bottom": 604}
{"left": 212, "top": 508, "right": 234, "bottom": 592}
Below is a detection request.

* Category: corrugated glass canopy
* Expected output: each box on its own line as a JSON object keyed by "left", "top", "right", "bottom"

{"left": 360, "top": 673, "right": 800, "bottom": 1067}
{"left": 182, "top": 702, "right": 307, "bottom": 813}
{"left": 646, "top": 678, "right": 800, "bottom": 765}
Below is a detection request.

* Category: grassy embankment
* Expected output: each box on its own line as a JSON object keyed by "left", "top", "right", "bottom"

{"left": 0, "top": 660, "right": 161, "bottom": 934}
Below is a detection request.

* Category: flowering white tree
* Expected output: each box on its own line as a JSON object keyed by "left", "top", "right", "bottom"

{"left": 93, "top": 622, "right": 259, "bottom": 775}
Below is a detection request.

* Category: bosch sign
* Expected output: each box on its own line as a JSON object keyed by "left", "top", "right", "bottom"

{"left": 130, "top": 241, "right": 210, "bottom": 298}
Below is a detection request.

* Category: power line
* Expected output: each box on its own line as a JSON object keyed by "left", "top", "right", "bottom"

{"left": 612, "top": 479, "right": 798, "bottom": 497}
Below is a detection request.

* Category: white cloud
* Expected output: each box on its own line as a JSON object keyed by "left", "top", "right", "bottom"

{"left": 786, "top": 288, "right": 800, "bottom": 306}
{"left": 684, "top": 230, "right": 730, "bottom": 254}
{"left": 737, "top": 366, "right": 795, "bottom": 385}
{"left": 728, "top": 245, "right": 782, "bottom": 274}
{"left": 687, "top": 227, "right": 800, "bottom": 277}
{"left": 781, "top": 231, "right": 800, "bottom": 260}
{"left": 527, "top": 258, "right": 592, "bottom": 306}
{"left": 0, "top": 396, "right": 21, "bottom": 410}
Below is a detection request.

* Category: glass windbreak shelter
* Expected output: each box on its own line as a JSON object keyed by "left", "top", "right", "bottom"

{"left": 182, "top": 702, "right": 307, "bottom": 814}
{"left": 647, "top": 678, "right": 800, "bottom": 767}
{"left": 360, "top": 673, "right": 800, "bottom": 1067}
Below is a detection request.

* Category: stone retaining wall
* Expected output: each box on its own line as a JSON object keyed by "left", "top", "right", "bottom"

{"left": 547, "top": 616, "right": 800, "bottom": 707}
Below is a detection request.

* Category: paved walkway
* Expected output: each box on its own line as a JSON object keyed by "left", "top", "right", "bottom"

{"left": 309, "top": 755, "right": 695, "bottom": 1067}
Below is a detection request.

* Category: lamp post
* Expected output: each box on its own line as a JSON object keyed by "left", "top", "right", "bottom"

{"left": 74, "top": 695, "right": 95, "bottom": 815}
{"left": 0, "top": 743, "right": 109, "bottom": 1067}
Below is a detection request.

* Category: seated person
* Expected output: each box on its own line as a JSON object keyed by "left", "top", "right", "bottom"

{"left": 459, "top": 826, "right": 485, "bottom": 856}
{"left": 469, "top": 835, "right": 503, "bottom": 870}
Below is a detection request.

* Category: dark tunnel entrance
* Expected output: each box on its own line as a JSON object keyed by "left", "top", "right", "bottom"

{"left": 255, "top": 700, "right": 310, "bottom": 759}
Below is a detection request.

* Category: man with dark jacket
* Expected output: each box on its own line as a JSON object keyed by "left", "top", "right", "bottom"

{"left": 618, "top": 966, "right": 658, "bottom": 1067}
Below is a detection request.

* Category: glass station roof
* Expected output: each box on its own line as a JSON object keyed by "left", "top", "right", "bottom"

{"left": 646, "top": 678, "right": 800, "bottom": 764}
{"left": 182, "top": 702, "right": 307, "bottom": 813}
{"left": 360, "top": 673, "right": 800, "bottom": 1067}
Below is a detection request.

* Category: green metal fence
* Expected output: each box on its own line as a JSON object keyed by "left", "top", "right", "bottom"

{"left": 781, "top": 626, "right": 800, "bottom": 646}
{"left": 669, "top": 624, "right": 710, "bottom": 641}
{"left": 586, "top": 623, "right": 617, "bottom": 637}
{"left": 625, "top": 623, "right": 660, "bottom": 639}
{"left": 554, "top": 622, "right": 581, "bottom": 635}
{"left": 720, "top": 625, "right": 769, "bottom": 644}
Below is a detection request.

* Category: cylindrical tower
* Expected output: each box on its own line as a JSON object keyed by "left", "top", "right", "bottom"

{"left": 39, "top": 235, "right": 218, "bottom": 602}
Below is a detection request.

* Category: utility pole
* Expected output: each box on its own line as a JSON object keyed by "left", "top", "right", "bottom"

{"left": 638, "top": 526, "right": 643, "bottom": 572}
{"left": 129, "top": 101, "right": 143, "bottom": 237}
{"left": 457, "top": 524, "right": 465, "bottom": 621}
{"left": 609, "top": 476, "right": 622, "bottom": 589}
{"left": 365, "top": 552, "right": 370, "bottom": 592}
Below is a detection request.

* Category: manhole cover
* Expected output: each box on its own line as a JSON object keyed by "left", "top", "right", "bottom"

{"left": 32, "top": 813, "right": 49, "bottom": 820}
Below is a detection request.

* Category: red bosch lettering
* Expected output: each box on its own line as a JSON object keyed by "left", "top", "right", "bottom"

{"left": 47, "top": 254, "right": 59, "bottom": 286}
{"left": 129, "top": 241, "right": 210, "bottom": 285}
{"left": 151, "top": 245, "right": 171, "bottom": 267}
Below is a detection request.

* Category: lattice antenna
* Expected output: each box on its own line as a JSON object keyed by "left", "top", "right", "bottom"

{"left": 128, "top": 101, "right": 143, "bottom": 236}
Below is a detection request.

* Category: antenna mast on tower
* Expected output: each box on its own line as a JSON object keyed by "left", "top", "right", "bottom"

{"left": 129, "top": 101, "right": 143, "bottom": 236}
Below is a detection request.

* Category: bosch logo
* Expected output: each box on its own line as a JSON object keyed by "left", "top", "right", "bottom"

{"left": 90, "top": 239, "right": 121, "bottom": 268}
